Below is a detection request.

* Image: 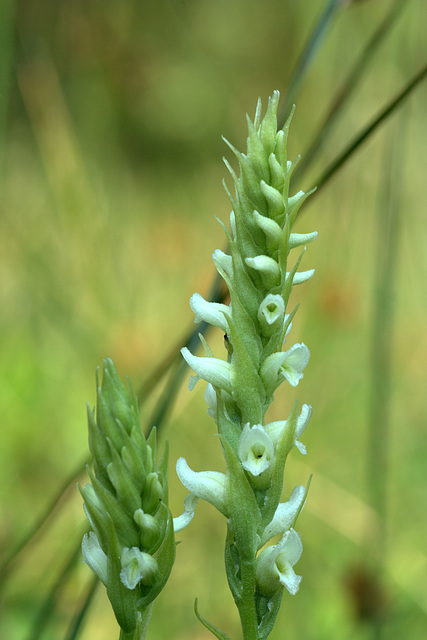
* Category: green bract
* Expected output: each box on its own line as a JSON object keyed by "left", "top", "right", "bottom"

{"left": 178, "top": 91, "right": 316, "bottom": 640}
{"left": 79, "top": 358, "right": 175, "bottom": 638}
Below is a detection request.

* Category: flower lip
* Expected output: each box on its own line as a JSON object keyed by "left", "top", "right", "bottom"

{"left": 176, "top": 457, "right": 228, "bottom": 517}
{"left": 238, "top": 424, "right": 274, "bottom": 477}
{"left": 256, "top": 528, "right": 303, "bottom": 596}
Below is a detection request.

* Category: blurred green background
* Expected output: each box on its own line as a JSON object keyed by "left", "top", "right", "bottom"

{"left": 1, "top": 1, "right": 426, "bottom": 639}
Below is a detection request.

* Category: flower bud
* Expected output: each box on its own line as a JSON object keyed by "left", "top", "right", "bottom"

{"left": 133, "top": 509, "right": 160, "bottom": 548}
{"left": 141, "top": 472, "right": 163, "bottom": 514}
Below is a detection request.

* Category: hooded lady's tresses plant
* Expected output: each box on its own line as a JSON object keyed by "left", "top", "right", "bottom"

{"left": 80, "top": 91, "right": 316, "bottom": 640}
{"left": 177, "top": 90, "right": 316, "bottom": 639}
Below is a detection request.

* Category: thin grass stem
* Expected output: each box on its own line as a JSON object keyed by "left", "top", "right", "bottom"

{"left": 295, "top": 0, "right": 408, "bottom": 181}
{"left": 311, "top": 63, "right": 427, "bottom": 194}
{"left": 278, "top": 0, "right": 344, "bottom": 127}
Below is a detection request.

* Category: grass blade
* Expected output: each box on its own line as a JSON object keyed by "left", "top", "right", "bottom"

{"left": 279, "top": 0, "right": 344, "bottom": 126}
{"left": 0, "top": 460, "right": 87, "bottom": 585}
{"left": 311, "top": 63, "right": 427, "bottom": 195}
{"left": 64, "top": 575, "right": 100, "bottom": 640}
{"left": 295, "top": 0, "right": 408, "bottom": 180}
{"left": 25, "top": 534, "right": 85, "bottom": 640}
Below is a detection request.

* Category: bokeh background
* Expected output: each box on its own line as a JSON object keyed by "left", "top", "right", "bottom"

{"left": 1, "top": 1, "right": 426, "bottom": 639}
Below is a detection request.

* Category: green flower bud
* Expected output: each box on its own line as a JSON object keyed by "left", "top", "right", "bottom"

{"left": 141, "top": 472, "right": 163, "bottom": 514}
{"left": 134, "top": 509, "right": 160, "bottom": 548}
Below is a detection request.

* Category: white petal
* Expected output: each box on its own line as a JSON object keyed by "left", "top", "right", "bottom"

{"left": 260, "top": 351, "right": 287, "bottom": 396}
{"left": 190, "top": 292, "right": 229, "bottom": 333}
{"left": 181, "top": 347, "right": 232, "bottom": 394}
{"left": 245, "top": 255, "right": 280, "bottom": 280}
{"left": 295, "top": 403, "right": 312, "bottom": 454}
{"left": 289, "top": 231, "right": 318, "bottom": 249}
{"left": 296, "top": 403, "right": 312, "bottom": 438}
{"left": 263, "top": 418, "right": 287, "bottom": 445}
{"left": 276, "top": 561, "right": 302, "bottom": 595}
{"left": 81, "top": 532, "right": 108, "bottom": 586}
{"left": 176, "top": 458, "right": 228, "bottom": 516}
{"left": 259, "top": 486, "right": 306, "bottom": 546}
{"left": 213, "top": 249, "right": 233, "bottom": 279}
{"left": 173, "top": 493, "right": 199, "bottom": 533}
{"left": 283, "top": 314, "right": 293, "bottom": 342}
{"left": 258, "top": 294, "right": 285, "bottom": 326}
{"left": 280, "top": 343, "right": 310, "bottom": 387}
{"left": 274, "top": 529, "right": 303, "bottom": 595}
{"left": 260, "top": 180, "right": 285, "bottom": 214}
{"left": 287, "top": 190, "right": 305, "bottom": 209}
{"left": 238, "top": 424, "right": 274, "bottom": 477}
{"left": 275, "top": 528, "right": 303, "bottom": 566}
{"left": 204, "top": 383, "right": 217, "bottom": 418}
{"left": 253, "top": 210, "right": 282, "bottom": 246}
{"left": 289, "top": 269, "right": 315, "bottom": 285}
{"left": 120, "top": 547, "right": 158, "bottom": 589}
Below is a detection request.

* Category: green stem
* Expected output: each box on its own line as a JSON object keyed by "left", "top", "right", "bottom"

{"left": 119, "top": 604, "right": 153, "bottom": 640}
{"left": 236, "top": 559, "right": 258, "bottom": 640}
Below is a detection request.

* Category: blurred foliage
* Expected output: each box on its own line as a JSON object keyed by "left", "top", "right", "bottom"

{"left": 0, "top": 1, "right": 426, "bottom": 639}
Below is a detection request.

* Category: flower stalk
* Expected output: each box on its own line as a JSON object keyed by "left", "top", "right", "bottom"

{"left": 178, "top": 91, "right": 316, "bottom": 639}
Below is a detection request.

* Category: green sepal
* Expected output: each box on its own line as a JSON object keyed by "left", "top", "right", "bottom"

{"left": 156, "top": 438, "right": 169, "bottom": 504}
{"left": 88, "top": 468, "right": 139, "bottom": 547}
{"left": 224, "top": 527, "right": 243, "bottom": 601}
{"left": 106, "top": 441, "right": 142, "bottom": 515}
{"left": 256, "top": 588, "right": 284, "bottom": 640}
{"left": 106, "top": 517, "right": 139, "bottom": 635}
{"left": 194, "top": 598, "right": 232, "bottom": 640}
{"left": 216, "top": 394, "right": 241, "bottom": 454}
{"left": 239, "top": 157, "right": 268, "bottom": 216}
{"left": 101, "top": 358, "right": 138, "bottom": 436}
{"left": 246, "top": 114, "right": 270, "bottom": 182}
{"left": 141, "top": 472, "right": 163, "bottom": 514}
{"left": 222, "top": 436, "right": 260, "bottom": 561}
{"left": 227, "top": 315, "right": 264, "bottom": 425}
{"left": 259, "top": 305, "right": 299, "bottom": 365}
{"left": 96, "top": 386, "right": 127, "bottom": 453}
{"left": 87, "top": 402, "right": 115, "bottom": 493}
{"left": 226, "top": 226, "right": 263, "bottom": 320}
{"left": 278, "top": 215, "right": 290, "bottom": 279}
{"left": 268, "top": 152, "right": 285, "bottom": 190}
{"left": 287, "top": 187, "right": 316, "bottom": 229}
{"left": 281, "top": 248, "right": 305, "bottom": 308}
{"left": 79, "top": 480, "right": 109, "bottom": 551}
{"left": 129, "top": 424, "right": 150, "bottom": 472}
{"left": 258, "top": 91, "right": 279, "bottom": 157}
{"left": 109, "top": 413, "right": 148, "bottom": 490}
{"left": 143, "top": 502, "right": 168, "bottom": 556}
{"left": 225, "top": 266, "right": 262, "bottom": 368}
{"left": 274, "top": 104, "right": 295, "bottom": 169}
{"left": 120, "top": 435, "right": 147, "bottom": 495}
{"left": 146, "top": 427, "right": 157, "bottom": 467}
{"left": 259, "top": 400, "right": 299, "bottom": 532}
{"left": 253, "top": 210, "right": 282, "bottom": 256}
{"left": 137, "top": 508, "right": 175, "bottom": 607}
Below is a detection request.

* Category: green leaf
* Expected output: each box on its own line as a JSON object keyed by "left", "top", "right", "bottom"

{"left": 194, "top": 599, "right": 232, "bottom": 640}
